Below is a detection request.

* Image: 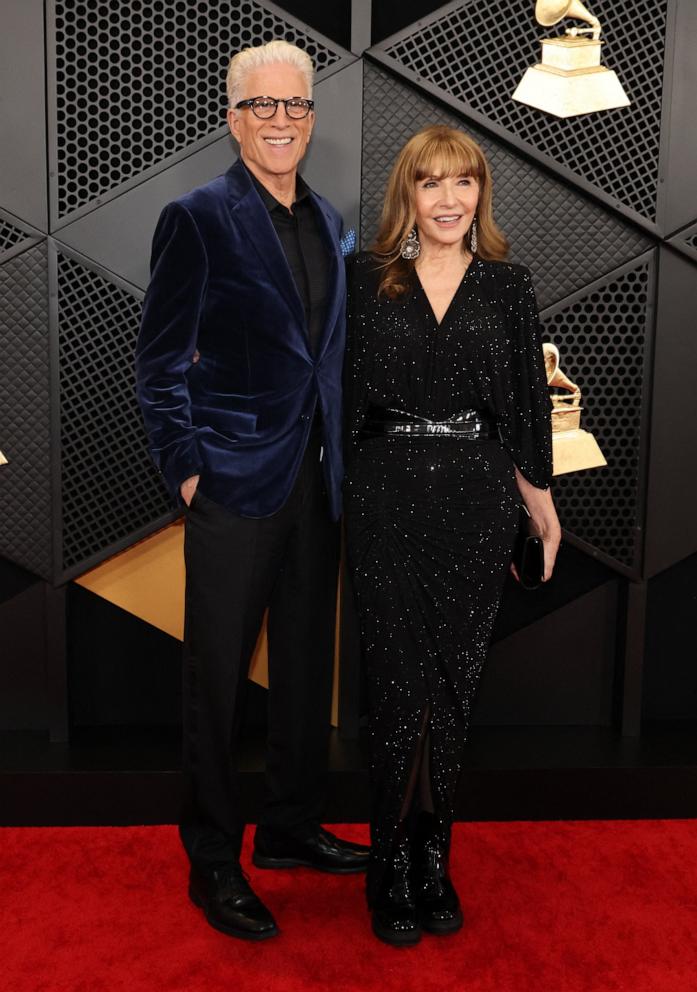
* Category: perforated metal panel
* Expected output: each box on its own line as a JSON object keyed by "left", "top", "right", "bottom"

{"left": 57, "top": 252, "right": 171, "bottom": 575}
{"left": 0, "top": 242, "right": 53, "bottom": 580}
{"left": 361, "top": 64, "right": 651, "bottom": 309}
{"left": 667, "top": 222, "right": 697, "bottom": 264}
{"left": 0, "top": 214, "right": 41, "bottom": 260}
{"left": 377, "top": 0, "right": 667, "bottom": 222}
{"left": 51, "top": 0, "right": 349, "bottom": 222}
{"left": 0, "top": 217, "right": 31, "bottom": 255}
{"left": 542, "top": 256, "right": 654, "bottom": 572}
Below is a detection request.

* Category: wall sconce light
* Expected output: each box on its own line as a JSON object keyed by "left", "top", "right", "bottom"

{"left": 513, "top": 1, "right": 631, "bottom": 118}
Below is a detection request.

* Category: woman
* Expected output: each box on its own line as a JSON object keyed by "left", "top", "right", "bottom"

{"left": 344, "top": 125, "right": 561, "bottom": 946}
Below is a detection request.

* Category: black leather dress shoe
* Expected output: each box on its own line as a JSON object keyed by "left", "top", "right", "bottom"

{"left": 371, "top": 838, "right": 421, "bottom": 946}
{"left": 188, "top": 864, "right": 278, "bottom": 940}
{"left": 414, "top": 814, "right": 463, "bottom": 936}
{"left": 253, "top": 826, "right": 370, "bottom": 874}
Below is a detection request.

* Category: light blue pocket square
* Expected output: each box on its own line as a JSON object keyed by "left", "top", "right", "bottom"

{"left": 340, "top": 228, "right": 357, "bottom": 257}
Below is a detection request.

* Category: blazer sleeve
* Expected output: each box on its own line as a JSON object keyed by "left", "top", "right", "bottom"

{"left": 135, "top": 202, "right": 208, "bottom": 500}
{"left": 499, "top": 266, "right": 553, "bottom": 490}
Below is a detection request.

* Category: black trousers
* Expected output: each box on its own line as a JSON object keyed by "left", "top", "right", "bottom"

{"left": 179, "top": 432, "right": 340, "bottom": 871}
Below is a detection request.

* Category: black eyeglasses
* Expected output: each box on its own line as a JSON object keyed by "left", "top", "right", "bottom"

{"left": 234, "top": 96, "right": 314, "bottom": 120}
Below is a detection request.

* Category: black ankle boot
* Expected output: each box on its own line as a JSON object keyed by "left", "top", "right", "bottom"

{"left": 414, "top": 812, "right": 463, "bottom": 935}
{"left": 371, "top": 835, "right": 422, "bottom": 946}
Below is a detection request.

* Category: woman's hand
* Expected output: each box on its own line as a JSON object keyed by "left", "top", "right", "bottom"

{"left": 513, "top": 467, "right": 561, "bottom": 582}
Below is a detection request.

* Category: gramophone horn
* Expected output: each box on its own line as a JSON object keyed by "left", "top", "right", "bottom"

{"left": 549, "top": 366, "right": 582, "bottom": 399}
{"left": 543, "top": 342, "right": 559, "bottom": 383}
{"left": 535, "top": 0, "right": 599, "bottom": 29}
{"left": 542, "top": 343, "right": 581, "bottom": 399}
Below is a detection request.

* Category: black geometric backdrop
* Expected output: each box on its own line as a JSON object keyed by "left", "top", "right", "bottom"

{"left": 377, "top": 0, "right": 668, "bottom": 224}
{"left": 0, "top": 242, "right": 52, "bottom": 579}
{"left": 542, "top": 257, "right": 654, "bottom": 572}
{"left": 56, "top": 251, "right": 168, "bottom": 573}
{"left": 0, "top": 216, "right": 33, "bottom": 255}
{"left": 50, "top": 0, "right": 352, "bottom": 224}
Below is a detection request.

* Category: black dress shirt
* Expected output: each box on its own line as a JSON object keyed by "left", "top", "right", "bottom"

{"left": 246, "top": 165, "right": 330, "bottom": 357}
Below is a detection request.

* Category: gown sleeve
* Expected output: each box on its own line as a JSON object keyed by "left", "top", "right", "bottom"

{"left": 342, "top": 255, "right": 371, "bottom": 468}
{"left": 499, "top": 266, "right": 553, "bottom": 490}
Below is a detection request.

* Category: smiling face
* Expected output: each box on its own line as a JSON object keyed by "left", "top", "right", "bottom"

{"left": 227, "top": 62, "right": 314, "bottom": 187}
{"left": 413, "top": 168, "right": 480, "bottom": 252}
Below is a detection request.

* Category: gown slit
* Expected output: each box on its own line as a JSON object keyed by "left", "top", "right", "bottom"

{"left": 399, "top": 704, "right": 432, "bottom": 821}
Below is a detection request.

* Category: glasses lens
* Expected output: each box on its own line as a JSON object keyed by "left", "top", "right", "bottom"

{"left": 286, "top": 99, "right": 310, "bottom": 119}
{"left": 252, "top": 98, "right": 277, "bottom": 119}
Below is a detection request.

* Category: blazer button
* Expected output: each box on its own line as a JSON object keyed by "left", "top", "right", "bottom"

{"left": 300, "top": 414, "right": 310, "bottom": 422}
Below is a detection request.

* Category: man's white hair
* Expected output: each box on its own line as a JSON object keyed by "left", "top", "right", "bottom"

{"left": 226, "top": 40, "right": 314, "bottom": 110}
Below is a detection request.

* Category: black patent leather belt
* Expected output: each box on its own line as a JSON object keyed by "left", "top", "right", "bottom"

{"left": 360, "top": 406, "right": 498, "bottom": 440}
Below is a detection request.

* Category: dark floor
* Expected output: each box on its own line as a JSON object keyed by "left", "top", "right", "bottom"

{"left": 3, "top": 720, "right": 697, "bottom": 826}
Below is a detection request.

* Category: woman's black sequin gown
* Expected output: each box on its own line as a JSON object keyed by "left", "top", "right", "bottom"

{"left": 343, "top": 253, "right": 552, "bottom": 901}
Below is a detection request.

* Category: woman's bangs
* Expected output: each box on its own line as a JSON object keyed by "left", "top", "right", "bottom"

{"left": 414, "top": 138, "right": 482, "bottom": 182}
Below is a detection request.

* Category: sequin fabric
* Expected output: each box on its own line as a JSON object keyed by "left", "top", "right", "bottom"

{"left": 343, "top": 253, "right": 552, "bottom": 901}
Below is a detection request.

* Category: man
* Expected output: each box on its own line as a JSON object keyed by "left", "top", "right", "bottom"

{"left": 135, "top": 40, "right": 367, "bottom": 941}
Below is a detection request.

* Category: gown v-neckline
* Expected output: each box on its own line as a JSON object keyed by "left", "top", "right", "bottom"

{"left": 414, "top": 257, "right": 477, "bottom": 328}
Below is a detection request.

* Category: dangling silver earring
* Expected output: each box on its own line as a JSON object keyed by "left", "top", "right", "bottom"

{"left": 400, "top": 227, "right": 421, "bottom": 260}
{"left": 469, "top": 217, "right": 478, "bottom": 254}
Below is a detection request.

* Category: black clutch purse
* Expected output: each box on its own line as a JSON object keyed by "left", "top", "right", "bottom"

{"left": 513, "top": 504, "right": 544, "bottom": 591}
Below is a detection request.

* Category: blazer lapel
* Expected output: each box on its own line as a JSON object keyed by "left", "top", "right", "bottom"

{"left": 226, "top": 163, "right": 305, "bottom": 328}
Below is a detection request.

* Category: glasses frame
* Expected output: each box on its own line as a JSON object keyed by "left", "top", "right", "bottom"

{"left": 234, "top": 96, "right": 315, "bottom": 120}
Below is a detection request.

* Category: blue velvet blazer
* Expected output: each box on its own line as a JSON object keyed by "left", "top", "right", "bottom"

{"left": 135, "top": 160, "right": 346, "bottom": 519}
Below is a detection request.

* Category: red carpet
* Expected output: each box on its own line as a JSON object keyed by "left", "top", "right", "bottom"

{"left": 2, "top": 820, "right": 697, "bottom": 992}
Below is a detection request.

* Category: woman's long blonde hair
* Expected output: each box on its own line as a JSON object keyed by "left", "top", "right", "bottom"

{"left": 372, "top": 125, "right": 509, "bottom": 299}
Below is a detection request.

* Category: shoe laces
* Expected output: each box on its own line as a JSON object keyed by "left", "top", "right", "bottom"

{"left": 215, "top": 863, "right": 252, "bottom": 895}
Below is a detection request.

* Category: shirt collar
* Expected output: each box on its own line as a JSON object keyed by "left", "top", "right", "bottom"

{"left": 242, "top": 161, "right": 310, "bottom": 215}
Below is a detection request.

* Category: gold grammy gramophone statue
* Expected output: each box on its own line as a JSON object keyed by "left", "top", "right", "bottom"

{"left": 543, "top": 343, "right": 606, "bottom": 476}
{"left": 513, "top": 1, "right": 631, "bottom": 118}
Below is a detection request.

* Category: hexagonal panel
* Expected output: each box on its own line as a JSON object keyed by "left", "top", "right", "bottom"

{"left": 542, "top": 255, "right": 655, "bottom": 573}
